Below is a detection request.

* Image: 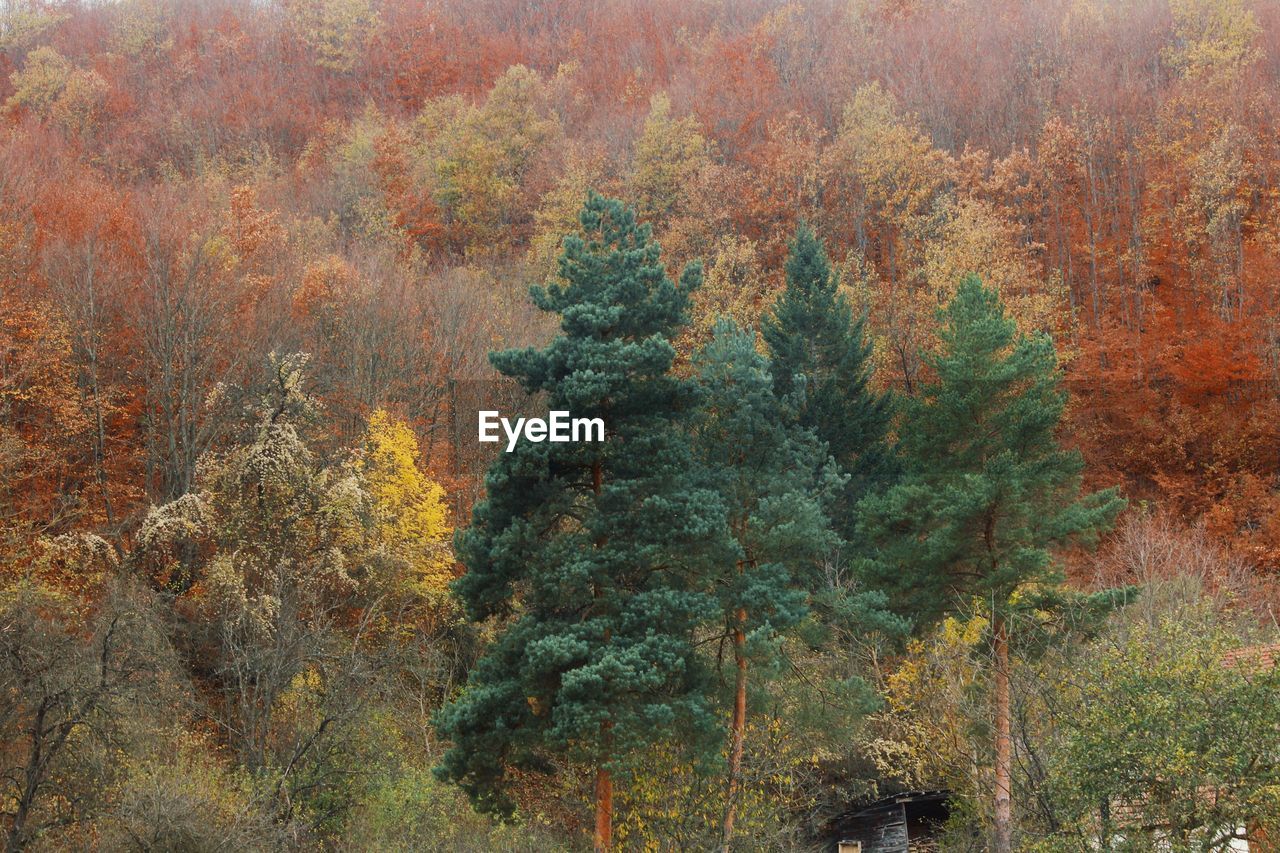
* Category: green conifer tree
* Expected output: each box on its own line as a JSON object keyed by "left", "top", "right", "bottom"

{"left": 761, "top": 224, "right": 891, "bottom": 539}
{"left": 857, "top": 275, "right": 1125, "bottom": 853}
{"left": 434, "top": 193, "right": 726, "bottom": 853}
{"left": 691, "top": 319, "right": 840, "bottom": 850}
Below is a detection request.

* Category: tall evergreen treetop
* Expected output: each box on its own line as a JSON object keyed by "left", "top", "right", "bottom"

{"left": 858, "top": 275, "right": 1124, "bottom": 624}
{"left": 856, "top": 275, "right": 1124, "bottom": 853}
{"left": 693, "top": 317, "right": 847, "bottom": 688}
{"left": 436, "top": 193, "right": 727, "bottom": 849}
{"left": 691, "top": 318, "right": 843, "bottom": 848}
{"left": 762, "top": 224, "right": 891, "bottom": 514}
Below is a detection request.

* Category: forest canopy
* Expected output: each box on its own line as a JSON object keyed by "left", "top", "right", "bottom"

{"left": 1, "top": 0, "right": 1279, "bottom": 850}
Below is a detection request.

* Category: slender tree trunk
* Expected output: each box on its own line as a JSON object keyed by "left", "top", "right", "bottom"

{"left": 591, "top": 457, "right": 613, "bottom": 853}
{"left": 993, "top": 613, "right": 1013, "bottom": 853}
{"left": 7, "top": 700, "right": 48, "bottom": 853}
{"left": 721, "top": 607, "right": 748, "bottom": 852}
{"left": 88, "top": 355, "right": 115, "bottom": 527}
{"left": 594, "top": 760, "right": 613, "bottom": 853}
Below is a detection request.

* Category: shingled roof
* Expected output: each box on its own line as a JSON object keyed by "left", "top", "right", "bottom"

{"left": 1221, "top": 642, "right": 1280, "bottom": 672}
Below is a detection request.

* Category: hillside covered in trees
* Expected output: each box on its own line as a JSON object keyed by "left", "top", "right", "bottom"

{"left": 2, "top": 0, "right": 1280, "bottom": 850}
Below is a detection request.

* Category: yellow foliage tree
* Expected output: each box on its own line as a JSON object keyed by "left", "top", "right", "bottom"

{"left": 527, "top": 146, "right": 606, "bottom": 281}
{"left": 614, "top": 717, "right": 814, "bottom": 851}
{"left": 418, "top": 66, "right": 563, "bottom": 254}
{"left": 5, "top": 46, "right": 107, "bottom": 136}
{"left": 919, "top": 197, "right": 1065, "bottom": 340}
{"left": 629, "top": 92, "right": 713, "bottom": 227}
{"left": 679, "top": 234, "right": 774, "bottom": 357}
{"left": 867, "top": 613, "right": 989, "bottom": 793}
{"left": 110, "top": 0, "right": 173, "bottom": 58}
{"left": 1178, "top": 123, "right": 1254, "bottom": 319}
{"left": 6, "top": 46, "right": 70, "bottom": 114}
{"left": 361, "top": 410, "right": 452, "bottom": 600}
{"left": 285, "top": 0, "right": 380, "bottom": 73}
{"left": 821, "top": 82, "right": 953, "bottom": 260}
{"left": 0, "top": 3, "right": 67, "bottom": 53}
{"left": 323, "top": 106, "right": 405, "bottom": 243}
{"left": 1166, "top": 0, "right": 1261, "bottom": 82}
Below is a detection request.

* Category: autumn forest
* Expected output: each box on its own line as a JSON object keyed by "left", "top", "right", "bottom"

{"left": 1, "top": 0, "right": 1280, "bottom": 850}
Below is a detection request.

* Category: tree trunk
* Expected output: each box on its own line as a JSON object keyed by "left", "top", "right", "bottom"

{"left": 721, "top": 608, "right": 748, "bottom": 852}
{"left": 7, "top": 700, "right": 47, "bottom": 853}
{"left": 993, "top": 613, "right": 1013, "bottom": 853}
{"left": 591, "top": 458, "right": 612, "bottom": 853}
{"left": 594, "top": 763, "right": 613, "bottom": 853}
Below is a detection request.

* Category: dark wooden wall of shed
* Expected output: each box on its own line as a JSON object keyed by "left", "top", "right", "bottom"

{"left": 906, "top": 797, "right": 950, "bottom": 848}
{"left": 828, "top": 803, "right": 909, "bottom": 853}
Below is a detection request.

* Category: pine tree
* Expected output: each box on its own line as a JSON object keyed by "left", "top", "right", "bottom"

{"left": 761, "top": 223, "right": 891, "bottom": 539}
{"left": 434, "top": 193, "right": 726, "bottom": 852}
{"left": 691, "top": 319, "right": 841, "bottom": 851}
{"left": 857, "top": 276, "right": 1125, "bottom": 853}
